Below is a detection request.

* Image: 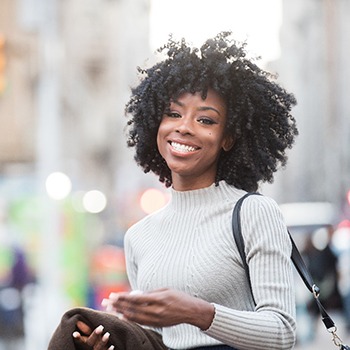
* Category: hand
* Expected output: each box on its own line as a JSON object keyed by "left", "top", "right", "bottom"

{"left": 101, "top": 288, "right": 215, "bottom": 330}
{"left": 72, "top": 321, "right": 114, "bottom": 350}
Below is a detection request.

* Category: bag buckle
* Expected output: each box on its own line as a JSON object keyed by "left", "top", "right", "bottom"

{"left": 312, "top": 284, "right": 320, "bottom": 299}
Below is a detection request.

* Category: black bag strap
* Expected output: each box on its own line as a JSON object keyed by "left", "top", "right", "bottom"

{"left": 232, "top": 192, "right": 350, "bottom": 349}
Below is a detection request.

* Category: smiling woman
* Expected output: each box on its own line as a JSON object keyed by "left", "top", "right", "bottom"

{"left": 48, "top": 31, "right": 298, "bottom": 350}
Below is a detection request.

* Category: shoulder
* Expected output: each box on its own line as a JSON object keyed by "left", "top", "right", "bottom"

{"left": 124, "top": 204, "right": 169, "bottom": 242}
{"left": 239, "top": 193, "right": 287, "bottom": 232}
{"left": 238, "top": 194, "right": 291, "bottom": 255}
{"left": 240, "top": 193, "right": 282, "bottom": 216}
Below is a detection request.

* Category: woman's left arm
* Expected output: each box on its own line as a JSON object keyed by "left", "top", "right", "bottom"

{"left": 103, "top": 288, "right": 215, "bottom": 330}
{"left": 203, "top": 195, "right": 296, "bottom": 350}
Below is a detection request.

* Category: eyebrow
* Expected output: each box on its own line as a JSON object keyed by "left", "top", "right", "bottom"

{"left": 171, "top": 99, "right": 222, "bottom": 116}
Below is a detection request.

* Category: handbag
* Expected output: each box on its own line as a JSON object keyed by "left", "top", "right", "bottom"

{"left": 232, "top": 192, "right": 350, "bottom": 350}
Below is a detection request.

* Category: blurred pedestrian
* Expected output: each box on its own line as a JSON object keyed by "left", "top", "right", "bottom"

{"left": 339, "top": 251, "right": 350, "bottom": 332}
{"left": 49, "top": 31, "right": 298, "bottom": 350}
{"left": 0, "top": 247, "right": 34, "bottom": 350}
{"left": 335, "top": 222, "right": 350, "bottom": 333}
{"left": 295, "top": 227, "right": 342, "bottom": 343}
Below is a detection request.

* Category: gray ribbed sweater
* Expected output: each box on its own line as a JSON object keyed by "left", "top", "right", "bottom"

{"left": 124, "top": 181, "right": 296, "bottom": 350}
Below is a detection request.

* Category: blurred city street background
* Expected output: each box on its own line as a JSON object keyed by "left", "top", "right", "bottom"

{"left": 1, "top": 0, "right": 350, "bottom": 349}
{"left": 293, "top": 311, "right": 350, "bottom": 349}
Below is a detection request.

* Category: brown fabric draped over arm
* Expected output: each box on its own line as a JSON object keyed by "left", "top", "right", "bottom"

{"left": 48, "top": 307, "right": 167, "bottom": 350}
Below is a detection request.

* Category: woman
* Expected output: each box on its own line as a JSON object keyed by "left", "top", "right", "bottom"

{"left": 49, "top": 32, "right": 298, "bottom": 350}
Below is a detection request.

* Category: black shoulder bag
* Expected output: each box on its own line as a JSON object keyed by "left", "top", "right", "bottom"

{"left": 232, "top": 192, "right": 350, "bottom": 350}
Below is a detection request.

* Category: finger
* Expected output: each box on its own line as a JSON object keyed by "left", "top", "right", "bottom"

{"left": 108, "top": 291, "right": 144, "bottom": 302}
{"left": 76, "top": 320, "right": 93, "bottom": 335}
{"left": 118, "top": 302, "right": 155, "bottom": 323}
{"left": 98, "top": 332, "right": 111, "bottom": 348}
{"left": 85, "top": 325, "right": 105, "bottom": 347}
{"left": 129, "top": 290, "right": 144, "bottom": 296}
{"left": 108, "top": 291, "right": 128, "bottom": 301}
{"left": 115, "top": 296, "right": 154, "bottom": 319}
{"left": 101, "top": 298, "right": 116, "bottom": 313}
{"left": 102, "top": 332, "right": 111, "bottom": 343}
{"left": 85, "top": 325, "right": 103, "bottom": 346}
{"left": 101, "top": 298, "right": 111, "bottom": 308}
{"left": 117, "top": 293, "right": 152, "bottom": 306}
{"left": 89, "top": 331, "right": 111, "bottom": 350}
{"left": 72, "top": 331, "right": 82, "bottom": 340}
{"left": 72, "top": 331, "right": 87, "bottom": 344}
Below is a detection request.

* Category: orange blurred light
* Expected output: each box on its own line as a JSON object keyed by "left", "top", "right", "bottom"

{"left": 338, "top": 219, "right": 350, "bottom": 229}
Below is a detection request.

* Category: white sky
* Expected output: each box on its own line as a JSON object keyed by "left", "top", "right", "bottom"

{"left": 150, "top": 0, "right": 282, "bottom": 65}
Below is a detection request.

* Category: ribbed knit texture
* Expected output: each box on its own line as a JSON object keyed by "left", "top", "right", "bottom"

{"left": 124, "top": 181, "right": 296, "bottom": 350}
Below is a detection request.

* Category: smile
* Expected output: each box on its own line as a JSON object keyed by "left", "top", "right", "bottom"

{"left": 170, "top": 141, "right": 199, "bottom": 153}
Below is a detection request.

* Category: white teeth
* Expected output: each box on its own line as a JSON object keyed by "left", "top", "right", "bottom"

{"left": 171, "top": 142, "right": 197, "bottom": 153}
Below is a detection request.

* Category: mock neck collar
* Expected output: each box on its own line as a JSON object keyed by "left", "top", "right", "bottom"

{"left": 168, "top": 181, "right": 245, "bottom": 211}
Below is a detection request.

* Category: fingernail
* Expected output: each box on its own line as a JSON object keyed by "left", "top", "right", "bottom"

{"left": 101, "top": 298, "right": 109, "bottom": 306}
{"left": 105, "top": 304, "right": 113, "bottom": 312}
{"left": 102, "top": 332, "right": 110, "bottom": 342}
{"left": 108, "top": 346, "right": 115, "bottom": 350}
{"left": 72, "top": 331, "right": 80, "bottom": 338}
{"left": 109, "top": 292, "right": 119, "bottom": 299}
{"left": 95, "top": 325, "right": 104, "bottom": 334}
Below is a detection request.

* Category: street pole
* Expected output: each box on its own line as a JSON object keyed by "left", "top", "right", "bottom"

{"left": 34, "top": 0, "right": 67, "bottom": 348}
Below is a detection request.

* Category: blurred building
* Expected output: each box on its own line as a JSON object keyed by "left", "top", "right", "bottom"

{"left": 0, "top": 0, "right": 37, "bottom": 165}
{"left": 266, "top": 0, "right": 350, "bottom": 213}
{"left": 0, "top": 0, "right": 152, "bottom": 232}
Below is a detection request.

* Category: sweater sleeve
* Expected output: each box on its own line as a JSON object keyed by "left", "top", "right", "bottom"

{"left": 204, "top": 195, "right": 296, "bottom": 350}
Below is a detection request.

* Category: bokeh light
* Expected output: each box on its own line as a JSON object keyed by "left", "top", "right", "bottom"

{"left": 82, "top": 190, "right": 107, "bottom": 213}
{"left": 139, "top": 188, "right": 168, "bottom": 214}
{"left": 45, "top": 172, "right": 72, "bottom": 200}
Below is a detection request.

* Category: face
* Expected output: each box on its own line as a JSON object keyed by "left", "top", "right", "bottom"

{"left": 157, "top": 89, "right": 233, "bottom": 191}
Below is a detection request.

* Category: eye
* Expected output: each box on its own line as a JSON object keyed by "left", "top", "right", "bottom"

{"left": 164, "top": 111, "right": 181, "bottom": 118}
{"left": 198, "top": 117, "right": 216, "bottom": 125}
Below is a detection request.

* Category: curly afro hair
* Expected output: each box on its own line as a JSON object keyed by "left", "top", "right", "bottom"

{"left": 125, "top": 31, "right": 298, "bottom": 192}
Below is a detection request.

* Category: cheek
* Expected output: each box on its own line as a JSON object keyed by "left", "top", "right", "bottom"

{"left": 207, "top": 131, "right": 224, "bottom": 148}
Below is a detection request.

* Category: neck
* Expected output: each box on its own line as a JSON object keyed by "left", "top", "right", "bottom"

{"left": 171, "top": 172, "right": 216, "bottom": 191}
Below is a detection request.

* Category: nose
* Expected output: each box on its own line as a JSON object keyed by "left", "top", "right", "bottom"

{"left": 175, "top": 115, "right": 194, "bottom": 135}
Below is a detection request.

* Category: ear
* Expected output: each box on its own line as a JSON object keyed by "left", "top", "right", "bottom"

{"left": 222, "top": 135, "right": 235, "bottom": 151}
